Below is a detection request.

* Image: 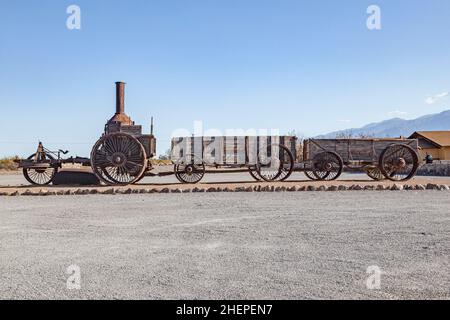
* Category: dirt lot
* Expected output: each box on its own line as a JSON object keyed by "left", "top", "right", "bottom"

{"left": 0, "top": 191, "right": 449, "bottom": 299}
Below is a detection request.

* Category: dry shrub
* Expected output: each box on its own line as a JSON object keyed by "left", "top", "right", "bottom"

{"left": 0, "top": 156, "right": 19, "bottom": 171}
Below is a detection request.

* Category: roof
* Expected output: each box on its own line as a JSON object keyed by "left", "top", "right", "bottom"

{"left": 409, "top": 131, "right": 450, "bottom": 147}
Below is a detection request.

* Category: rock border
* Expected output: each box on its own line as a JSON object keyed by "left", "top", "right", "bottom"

{"left": 1, "top": 183, "right": 449, "bottom": 196}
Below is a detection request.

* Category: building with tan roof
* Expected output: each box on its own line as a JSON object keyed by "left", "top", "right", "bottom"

{"left": 408, "top": 131, "right": 450, "bottom": 161}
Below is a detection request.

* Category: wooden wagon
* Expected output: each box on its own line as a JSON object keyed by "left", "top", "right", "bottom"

{"left": 300, "top": 138, "right": 420, "bottom": 181}
{"left": 170, "top": 135, "right": 297, "bottom": 183}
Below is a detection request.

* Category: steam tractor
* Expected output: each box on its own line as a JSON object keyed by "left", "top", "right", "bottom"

{"left": 90, "top": 82, "right": 156, "bottom": 185}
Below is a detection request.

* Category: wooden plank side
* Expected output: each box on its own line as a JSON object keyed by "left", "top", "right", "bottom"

{"left": 170, "top": 137, "right": 185, "bottom": 163}
{"left": 306, "top": 138, "right": 419, "bottom": 163}
{"left": 306, "top": 139, "right": 343, "bottom": 161}
{"left": 171, "top": 136, "right": 296, "bottom": 165}
{"left": 203, "top": 136, "right": 223, "bottom": 165}
{"left": 223, "top": 136, "right": 237, "bottom": 164}
{"left": 348, "top": 140, "right": 375, "bottom": 161}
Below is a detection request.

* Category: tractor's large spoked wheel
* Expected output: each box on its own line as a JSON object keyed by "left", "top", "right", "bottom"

{"left": 256, "top": 144, "right": 294, "bottom": 182}
{"left": 365, "top": 166, "right": 385, "bottom": 181}
{"left": 379, "top": 144, "right": 419, "bottom": 181}
{"left": 23, "top": 154, "right": 57, "bottom": 186}
{"left": 91, "top": 133, "right": 147, "bottom": 186}
{"left": 311, "top": 151, "right": 343, "bottom": 181}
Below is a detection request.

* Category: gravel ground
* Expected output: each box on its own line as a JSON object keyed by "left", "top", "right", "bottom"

{"left": 0, "top": 192, "right": 449, "bottom": 300}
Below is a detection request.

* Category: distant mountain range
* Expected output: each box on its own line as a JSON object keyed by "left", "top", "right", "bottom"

{"left": 317, "top": 110, "right": 450, "bottom": 138}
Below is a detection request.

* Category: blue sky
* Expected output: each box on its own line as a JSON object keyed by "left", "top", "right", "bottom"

{"left": 1, "top": 0, "right": 450, "bottom": 157}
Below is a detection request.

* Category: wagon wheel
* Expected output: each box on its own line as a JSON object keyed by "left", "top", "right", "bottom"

{"left": 256, "top": 144, "right": 294, "bottom": 182}
{"left": 379, "top": 144, "right": 419, "bottom": 181}
{"left": 174, "top": 155, "right": 205, "bottom": 184}
{"left": 311, "top": 151, "right": 343, "bottom": 181}
{"left": 304, "top": 170, "right": 318, "bottom": 181}
{"left": 90, "top": 132, "right": 147, "bottom": 186}
{"left": 365, "top": 166, "right": 385, "bottom": 181}
{"left": 312, "top": 170, "right": 330, "bottom": 180}
{"left": 303, "top": 162, "right": 329, "bottom": 181}
{"left": 248, "top": 167, "right": 261, "bottom": 181}
{"left": 23, "top": 154, "right": 58, "bottom": 186}
{"left": 276, "top": 165, "right": 294, "bottom": 182}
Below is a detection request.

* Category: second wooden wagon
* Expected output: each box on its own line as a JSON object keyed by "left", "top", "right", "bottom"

{"left": 301, "top": 138, "right": 420, "bottom": 182}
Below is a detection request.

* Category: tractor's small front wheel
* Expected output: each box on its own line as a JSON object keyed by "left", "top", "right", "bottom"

{"left": 23, "top": 154, "right": 58, "bottom": 186}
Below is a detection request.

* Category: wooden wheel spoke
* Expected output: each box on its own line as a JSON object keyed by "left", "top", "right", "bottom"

{"left": 126, "top": 160, "right": 143, "bottom": 168}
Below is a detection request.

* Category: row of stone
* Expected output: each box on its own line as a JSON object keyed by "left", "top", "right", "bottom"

{"left": 1, "top": 183, "right": 449, "bottom": 196}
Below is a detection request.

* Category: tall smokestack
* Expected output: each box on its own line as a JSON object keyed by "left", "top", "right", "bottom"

{"left": 116, "top": 81, "right": 125, "bottom": 114}
{"left": 151, "top": 116, "right": 154, "bottom": 135}
{"left": 107, "top": 81, "right": 132, "bottom": 126}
